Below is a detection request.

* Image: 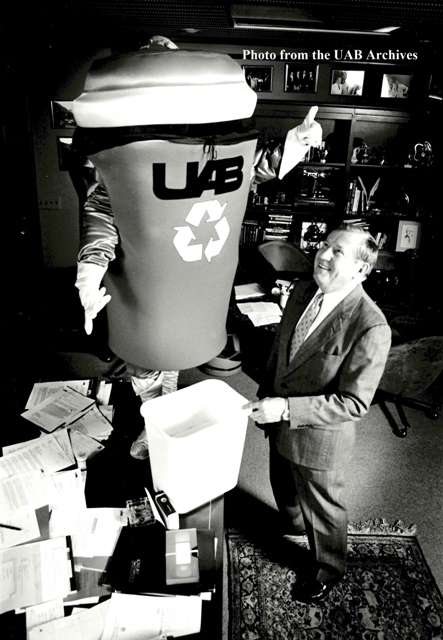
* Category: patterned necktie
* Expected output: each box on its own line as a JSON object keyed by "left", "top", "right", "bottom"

{"left": 289, "top": 293, "right": 324, "bottom": 361}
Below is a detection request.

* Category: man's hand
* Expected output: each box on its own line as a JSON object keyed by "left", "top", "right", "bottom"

{"left": 242, "top": 397, "right": 286, "bottom": 424}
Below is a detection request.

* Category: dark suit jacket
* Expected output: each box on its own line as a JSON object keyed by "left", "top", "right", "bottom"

{"left": 258, "top": 279, "right": 392, "bottom": 471}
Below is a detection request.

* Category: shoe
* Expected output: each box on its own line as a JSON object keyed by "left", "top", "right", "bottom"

{"left": 130, "top": 431, "right": 150, "bottom": 460}
{"left": 292, "top": 577, "right": 340, "bottom": 604}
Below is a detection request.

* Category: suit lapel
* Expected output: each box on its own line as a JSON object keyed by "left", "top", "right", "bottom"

{"left": 284, "top": 284, "right": 364, "bottom": 375}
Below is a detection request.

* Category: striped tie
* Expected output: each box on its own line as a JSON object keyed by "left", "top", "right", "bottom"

{"left": 289, "top": 293, "right": 324, "bottom": 361}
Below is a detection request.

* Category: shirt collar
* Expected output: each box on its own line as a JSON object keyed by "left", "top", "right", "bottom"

{"left": 315, "top": 279, "right": 360, "bottom": 306}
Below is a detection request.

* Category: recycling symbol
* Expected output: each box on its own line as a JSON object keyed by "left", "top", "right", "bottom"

{"left": 173, "top": 200, "right": 230, "bottom": 263}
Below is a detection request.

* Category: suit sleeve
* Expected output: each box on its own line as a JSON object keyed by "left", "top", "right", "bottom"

{"left": 288, "top": 322, "right": 392, "bottom": 428}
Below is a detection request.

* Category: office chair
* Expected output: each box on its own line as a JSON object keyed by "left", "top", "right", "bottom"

{"left": 257, "top": 239, "right": 313, "bottom": 273}
{"left": 374, "top": 335, "right": 443, "bottom": 437}
{"left": 255, "top": 240, "right": 313, "bottom": 294}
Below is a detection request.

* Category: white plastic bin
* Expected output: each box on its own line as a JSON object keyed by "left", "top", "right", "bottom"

{"left": 140, "top": 379, "right": 249, "bottom": 513}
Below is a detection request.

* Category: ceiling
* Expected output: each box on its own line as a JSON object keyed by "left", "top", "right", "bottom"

{"left": 56, "top": 1, "right": 443, "bottom": 48}
{"left": 2, "top": 0, "right": 442, "bottom": 81}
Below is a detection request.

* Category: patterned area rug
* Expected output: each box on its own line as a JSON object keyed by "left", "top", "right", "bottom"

{"left": 227, "top": 523, "right": 443, "bottom": 639}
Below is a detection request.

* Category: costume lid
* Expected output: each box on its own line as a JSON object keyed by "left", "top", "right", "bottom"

{"left": 73, "top": 49, "right": 257, "bottom": 127}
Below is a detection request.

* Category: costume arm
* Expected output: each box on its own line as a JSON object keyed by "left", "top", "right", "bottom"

{"left": 288, "top": 322, "right": 392, "bottom": 428}
{"left": 75, "top": 166, "right": 119, "bottom": 334}
{"left": 78, "top": 181, "right": 120, "bottom": 268}
{"left": 251, "top": 106, "right": 322, "bottom": 185}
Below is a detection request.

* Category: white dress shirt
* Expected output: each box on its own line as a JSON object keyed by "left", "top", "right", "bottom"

{"left": 300, "top": 281, "right": 360, "bottom": 342}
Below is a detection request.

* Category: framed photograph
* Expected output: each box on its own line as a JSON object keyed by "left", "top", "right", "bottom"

{"left": 51, "top": 101, "right": 76, "bottom": 128}
{"left": 330, "top": 70, "right": 365, "bottom": 96}
{"left": 284, "top": 64, "right": 318, "bottom": 93}
{"left": 428, "top": 73, "right": 442, "bottom": 101}
{"left": 242, "top": 66, "right": 273, "bottom": 92}
{"left": 57, "top": 136, "right": 73, "bottom": 171}
{"left": 381, "top": 74, "right": 412, "bottom": 99}
{"left": 299, "top": 220, "right": 328, "bottom": 251}
{"left": 395, "top": 220, "right": 421, "bottom": 252}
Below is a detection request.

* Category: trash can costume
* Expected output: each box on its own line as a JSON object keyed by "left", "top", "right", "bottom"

{"left": 73, "top": 39, "right": 322, "bottom": 457}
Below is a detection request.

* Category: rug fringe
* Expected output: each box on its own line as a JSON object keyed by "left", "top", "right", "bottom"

{"left": 348, "top": 517, "right": 417, "bottom": 535}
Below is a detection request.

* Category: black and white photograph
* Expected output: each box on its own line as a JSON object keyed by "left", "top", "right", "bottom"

{"left": 57, "top": 136, "right": 73, "bottom": 170}
{"left": 242, "top": 65, "right": 273, "bottom": 92}
{"left": 2, "top": 3, "right": 443, "bottom": 639}
{"left": 284, "top": 64, "right": 318, "bottom": 92}
{"left": 50, "top": 100, "right": 77, "bottom": 128}
{"left": 428, "top": 72, "right": 443, "bottom": 100}
{"left": 381, "top": 73, "right": 412, "bottom": 98}
{"left": 330, "top": 69, "right": 365, "bottom": 96}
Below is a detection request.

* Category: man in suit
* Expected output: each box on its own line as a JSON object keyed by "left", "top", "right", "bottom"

{"left": 243, "top": 223, "right": 391, "bottom": 604}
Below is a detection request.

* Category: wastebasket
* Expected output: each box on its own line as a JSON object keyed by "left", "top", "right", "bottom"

{"left": 140, "top": 379, "right": 249, "bottom": 513}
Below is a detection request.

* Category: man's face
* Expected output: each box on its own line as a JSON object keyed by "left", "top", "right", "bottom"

{"left": 314, "top": 230, "right": 366, "bottom": 293}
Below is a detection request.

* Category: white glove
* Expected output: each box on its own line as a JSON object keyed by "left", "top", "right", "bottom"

{"left": 279, "top": 106, "right": 323, "bottom": 179}
{"left": 75, "top": 262, "right": 112, "bottom": 336}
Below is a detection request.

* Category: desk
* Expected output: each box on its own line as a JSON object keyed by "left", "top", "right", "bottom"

{"left": 0, "top": 379, "right": 224, "bottom": 640}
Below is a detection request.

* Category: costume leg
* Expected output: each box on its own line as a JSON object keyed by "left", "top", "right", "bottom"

{"left": 294, "top": 464, "right": 348, "bottom": 582}
{"left": 130, "top": 368, "right": 164, "bottom": 402}
{"left": 127, "top": 366, "right": 179, "bottom": 459}
{"left": 269, "top": 434, "right": 305, "bottom": 533}
{"left": 127, "top": 366, "right": 163, "bottom": 459}
{"left": 162, "top": 370, "right": 179, "bottom": 395}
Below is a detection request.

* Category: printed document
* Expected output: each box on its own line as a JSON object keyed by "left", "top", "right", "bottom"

{"left": 237, "top": 301, "right": 283, "bottom": 326}
{"left": 0, "top": 433, "right": 74, "bottom": 480}
{"left": 0, "top": 536, "right": 74, "bottom": 614}
{"left": 101, "top": 592, "right": 202, "bottom": 639}
{"left": 28, "top": 599, "right": 111, "bottom": 640}
{"left": 25, "top": 380, "right": 94, "bottom": 410}
{"left": 21, "top": 387, "right": 95, "bottom": 432}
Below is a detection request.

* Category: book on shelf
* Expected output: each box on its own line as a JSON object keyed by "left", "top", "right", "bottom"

{"left": 345, "top": 179, "right": 357, "bottom": 215}
{"left": 241, "top": 219, "right": 261, "bottom": 245}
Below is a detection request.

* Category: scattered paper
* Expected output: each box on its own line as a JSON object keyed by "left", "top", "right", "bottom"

{"left": 0, "top": 507, "right": 41, "bottom": 549}
{"left": 234, "top": 282, "right": 266, "bottom": 300}
{"left": 69, "top": 430, "right": 105, "bottom": 461}
{"left": 95, "top": 381, "right": 113, "bottom": 406}
{"left": 0, "top": 469, "right": 56, "bottom": 517}
{"left": 0, "top": 433, "right": 75, "bottom": 480}
{"left": 28, "top": 599, "right": 111, "bottom": 640}
{"left": 26, "top": 599, "right": 65, "bottom": 637}
{"left": 237, "top": 301, "right": 283, "bottom": 326}
{"left": 50, "top": 508, "right": 126, "bottom": 558}
{"left": 64, "top": 566, "right": 112, "bottom": 604}
{"left": 98, "top": 405, "right": 114, "bottom": 424}
{"left": 50, "top": 469, "right": 87, "bottom": 514}
{"left": 69, "top": 405, "right": 113, "bottom": 441}
{"left": 25, "top": 380, "right": 94, "bottom": 410}
{"left": 101, "top": 592, "right": 202, "bottom": 639}
{"left": 2, "top": 435, "right": 42, "bottom": 456}
{"left": 21, "top": 387, "right": 95, "bottom": 432}
{"left": 0, "top": 537, "right": 74, "bottom": 614}
{"left": 53, "top": 428, "right": 76, "bottom": 465}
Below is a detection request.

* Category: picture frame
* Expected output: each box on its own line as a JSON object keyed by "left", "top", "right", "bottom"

{"left": 330, "top": 70, "right": 365, "bottom": 96}
{"left": 57, "top": 136, "right": 73, "bottom": 171}
{"left": 242, "top": 66, "right": 273, "bottom": 92}
{"left": 395, "top": 220, "right": 421, "bottom": 252}
{"left": 428, "top": 73, "right": 442, "bottom": 101}
{"left": 284, "top": 64, "right": 318, "bottom": 93}
{"left": 51, "top": 101, "right": 76, "bottom": 128}
{"left": 380, "top": 74, "right": 412, "bottom": 99}
{"left": 299, "top": 220, "right": 328, "bottom": 251}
